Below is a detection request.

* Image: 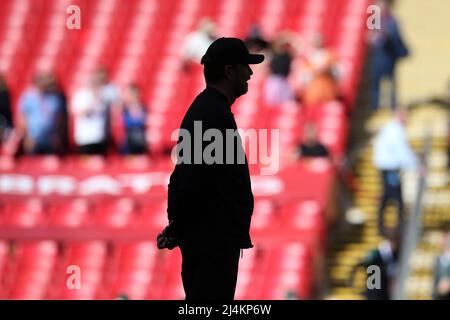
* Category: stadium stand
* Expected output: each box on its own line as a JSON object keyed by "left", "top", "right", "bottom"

{"left": 0, "top": 0, "right": 371, "bottom": 299}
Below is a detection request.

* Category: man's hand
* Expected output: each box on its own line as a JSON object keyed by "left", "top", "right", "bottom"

{"left": 156, "top": 220, "right": 179, "bottom": 250}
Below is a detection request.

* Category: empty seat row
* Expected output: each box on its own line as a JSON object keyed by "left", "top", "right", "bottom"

{"left": 0, "top": 240, "right": 314, "bottom": 299}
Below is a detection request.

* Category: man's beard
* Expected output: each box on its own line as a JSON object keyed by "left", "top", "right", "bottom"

{"left": 234, "top": 81, "right": 248, "bottom": 97}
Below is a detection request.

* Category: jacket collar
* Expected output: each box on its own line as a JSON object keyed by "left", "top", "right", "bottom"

{"left": 205, "top": 85, "right": 231, "bottom": 110}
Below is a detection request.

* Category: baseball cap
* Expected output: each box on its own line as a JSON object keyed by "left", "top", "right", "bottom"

{"left": 201, "top": 37, "right": 265, "bottom": 65}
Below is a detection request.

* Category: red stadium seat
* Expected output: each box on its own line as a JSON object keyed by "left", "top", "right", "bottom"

{"left": 95, "top": 198, "right": 136, "bottom": 228}
{"left": 60, "top": 281, "right": 99, "bottom": 300}
{"left": 116, "top": 241, "right": 158, "bottom": 270}
{"left": 139, "top": 200, "right": 167, "bottom": 230}
{"left": 105, "top": 241, "right": 159, "bottom": 299}
{"left": 17, "top": 156, "right": 62, "bottom": 172}
{"left": 0, "top": 241, "right": 9, "bottom": 275}
{"left": 279, "top": 200, "right": 325, "bottom": 253}
{"left": 9, "top": 281, "right": 49, "bottom": 300}
{"left": 15, "top": 241, "right": 58, "bottom": 269}
{"left": 13, "top": 268, "right": 53, "bottom": 286}
{"left": 251, "top": 199, "right": 277, "bottom": 231}
{"left": 56, "top": 241, "right": 107, "bottom": 299}
{"left": 158, "top": 248, "right": 182, "bottom": 300}
{"left": 65, "top": 241, "right": 107, "bottom": 270}
{"left": 3, "top": 198, "right": 46, "bottom": 228}
{"left": 49, "top": 199, "right": 91, "bottom": 228}
{"left": 109, "top": 270, "right": 152, "bottom": 300}
{"left": 259, "top": 243, "right": 312, "bottom": 299}
{"left": 7, "top": 241, "right": 58, "bottom": 299}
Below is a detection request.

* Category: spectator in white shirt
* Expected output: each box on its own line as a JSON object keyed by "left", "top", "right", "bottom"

{"left": 181, "top": 17, "right": 217, "bottom": 71}
{"left": 373, "top": 110, "right": 419, "bottom": 236}
{"left": 71, "top": 68, "right": 119, "bottom": 155}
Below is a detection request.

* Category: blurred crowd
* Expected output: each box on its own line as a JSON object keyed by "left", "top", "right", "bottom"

{"left": 181, "top": 16, "right": 344, "bottom": 114}
{"left": 179, "top": 16, "right": 349, "bottom": 166}
{"left": 0, "top": 16, "right": 347, "bottom": 162}
{"left": 0, "top": 68, "right": 148, "bottom": 157}
{"left": 0, "top": 0, "right": 445, "bottom": 171}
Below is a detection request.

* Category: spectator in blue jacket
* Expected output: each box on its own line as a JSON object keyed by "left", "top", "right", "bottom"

{"left": 18, "top": 73, "right": 65, "bottom": 155}
{"left": 121, "top": 84, "right": 147, "bottom": 155}
{"left": 368, "top": 0, "right": 409, "bottom": 110}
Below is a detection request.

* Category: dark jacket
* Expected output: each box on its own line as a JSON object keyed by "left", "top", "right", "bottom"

{"left": 167, "top": 86, "right": 254, "bottom": 249}
{"left": 371, "top": 14, "right": 409, "bottom": 76}
{"left": 0, "top": 89, "right": 13, "bottom": 129}
{"left": 299, "top": 142, "right": 329, "bottom": 158}
{"left": 432, "top": 255, "right": 450, "bottom": 300}
{"left": 360, "top": 245, "right": 397, "bottom": 300}
{"left": 270, "top": 52, "right": 292, "bottom": 77}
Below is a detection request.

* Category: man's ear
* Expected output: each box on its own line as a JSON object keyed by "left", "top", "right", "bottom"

{"left": 224, "top": 65, "right": 234, "bottom": 80}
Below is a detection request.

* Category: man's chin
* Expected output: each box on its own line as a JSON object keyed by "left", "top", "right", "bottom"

{"left": 238, "top": 89, "right": 248, "bottom": 97}
{"left": 234, "top": 83, "right": 248, "bottom": 97}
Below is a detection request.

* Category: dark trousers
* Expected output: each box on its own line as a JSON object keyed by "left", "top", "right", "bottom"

{"left": 78, "top": 142, "right": 107, "bottom": 156}
{"left": 370, "top": 72, "right": 397, "bottom": 110}
{"left": 28, "top": 143, "right": 56, "bottom": 155}
{"left": 378, "top": 170, "right": 404, "bottom": 236}
{"left": 364, "top": 286, "right": 391, "bottom": 300}
{"left": 180, "top": 244, "right": 240, "bottom": 300}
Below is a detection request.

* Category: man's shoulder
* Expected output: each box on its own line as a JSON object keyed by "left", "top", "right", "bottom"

{"left": 194, "top": 88, "right": 225, "bottom": 105}
{"left": 186, "top": 90, "right": 228, "bottom": 118}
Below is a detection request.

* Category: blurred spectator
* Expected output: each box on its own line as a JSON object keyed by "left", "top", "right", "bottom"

{"left": 285, "top": 290, "right": 299, "bottom": 300}
{"left": 348, "top": 231, "right": 401, "bottom": 300}
{"left": 298, "top": 33, "right": 341, "bottom": 107}
{"left": 373, "top": 110, "right": 418, "bottom": 236}
{"left": 95, "top": 67, "right": 121, "bottom": 107}
{"left": 120, "top": 84, "right": 148, "bottom": 155}
{"left": 46, "top": 73, "right": 69, "bottom": 155}
{"left": 244, "top": 24, "right": 269, "bottom": 53}
{"left": 263, "top": 32, "right": 296, "bottom": 107}
{"left": 432, "top": 233, "right": 450, "bottom": 300}
{"left": 181, "top": 17, "right": 217, "bottom": 71}
{"left": 297, "top": 123, "right": 329, "bottom": 159}
{"left": 368, "top": 0, "right": 409, "bottom": 110}
{"left": 0, "top": 74, "right": 13, "bottom": 142}
{"left": 115, "top": 293, "right": 130, "bottom": 300}
{"left": 71, "top": 68, "right": 119, "bottom": 156}
{"left": 18, "top": 72, "right": 65, "bottom": 155}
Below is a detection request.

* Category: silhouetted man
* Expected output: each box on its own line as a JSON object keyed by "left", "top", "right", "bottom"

{"left": 157, "top": 37, "right": 264, "bottom": 300}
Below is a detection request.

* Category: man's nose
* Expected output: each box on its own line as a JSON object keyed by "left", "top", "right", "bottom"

{"left": 247, "top": 65, "right": 253, "bottom": 76}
